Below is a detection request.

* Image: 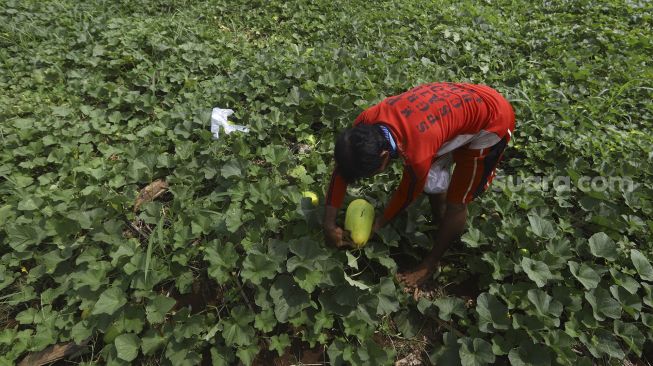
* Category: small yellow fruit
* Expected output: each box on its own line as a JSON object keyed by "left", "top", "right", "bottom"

{"left": 519, "top": 248, "right": 530, "bottom": 256}
{"left": 81, "top": 308, "right": 91, "bottom": 320}
{"left": 344, "top": 199, "right": 375, "bottom": 248}
{"left": 302, "top": 191, "right": 319, "bottom": 206}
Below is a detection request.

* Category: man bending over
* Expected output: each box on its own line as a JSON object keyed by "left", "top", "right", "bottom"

{"left": 324, "top": 82, "right": 515, "bottom": 288}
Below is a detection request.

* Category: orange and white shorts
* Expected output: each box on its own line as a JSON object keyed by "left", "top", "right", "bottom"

{"left": 424, "top": 104, "right": 514, "bottom": 204}
{"left": 423, "top": 135, "right": 511, "bottom": 204}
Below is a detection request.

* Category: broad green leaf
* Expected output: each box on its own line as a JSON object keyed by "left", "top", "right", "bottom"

{"left": 145, "top": 295, "right": 176, "bottom": 324}
{"left": 241, "top": 252, "right": 278, "bottom": 285}
{"left": 430, "top": 332, "right": 461, "bottom": 365}
{"left": 507, "top": 342, "right": 553, "bottom": 366}
{"left": 527, "top": 289, "right": 563, "bottom": 319}
{"left": 221, "top": 160, "right": 241, "bottom": 178}
{"left": 376, "top": 277, "right": 399, "bottom": 315}
{"left": 521, "top": 257, "right": 553, "bottom": 287}
{"left": 476, "top": 293, "right": 510, "bottom": 332}
{"left": 482, "top": 252, "right": 513, "bottom": 280}
{"left": 610, "top": 285, "right": 642, "bottom": 317}
{"left": 204, "top": 242, "right": 238, "bottom": 284}
{"left": 458, "top": 337, "right": 495, "bottom": 366}
{"left": 394, "top": 309, "right": 422, "bottom": 338}
{"left": 92, "top": 287, "right": 127, "bottom": 315}
{"left": 236, "top": 345, "right": 259, "bottom": 366}
{"left": 568, "top": 261, "right": 601, "bottom": 290}
{"left": 221, "top": 306, "right": 255, "bottom": 346}
{"left": 609, "top": 268, "right": 640, "bottom": 294}
{"left": 586, "top": 329, "right": 625, "bottom": 359}
{"left": 141, "top": 329, "right": 165, "bottom": 355}
{"left": 269, "top": 275, "right": 310, "bottom": 322}
{"left": 461, "top": 227, "right": 487, "bottom": 247}
{"left": 588, "top": 232, "right": 617, "bottom": 261}
{"left": 210, "top": 345, "right": 235, "bottom": 366}
{"left": 344, "top": 273, "right": 370, "bottom": 290}
{"left": 115, "top": 333, "right": 140, "bottom": 362}
{"left": 6, "top": 224, "right": 45, "bottom": 252}
{"left": 293, "top": 267, "right": 322, "bottom": 293}
{"left": 434, "top": 296, "right": 467, "bottom": 321}
{"left": 224, "top": 205, "right": 243, "bottom": 233}
{"left": 268, "top": 334, "right": 291, "bottom": 356}
{"left": 631, "top": 249, "right": 653, "bottom": 281}
{"left": 614, "top": 320, "right": 645, "bottom": 356}
{"left": 528, "top": 214, "right": 556, "bottom": 239}
{"left": 254, "top": 308, "right": 276, "bottom": 332}
{"left": 585, "top": 287, "right": 621, "bottom": 321}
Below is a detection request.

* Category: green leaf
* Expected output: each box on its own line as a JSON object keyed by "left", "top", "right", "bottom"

{"left": 141, "top": 329, "right": 165, "bottom": 355}
{"left": 376, "top": 277, "right": 399, "bottom": 315}
{"left": 241, "top": 252, "right": 278, "bottom": 285}
{"left": 631, "top": 249, "right": 653, "bottom": 281}
{"left": 461, "top": 227, "right": 487, "bottom": 248}
{"left": 481, "top": 251, "right": 513, "bottom": 280}
{"left": 6, "top": 224, "right": 45, "bottom": 251}
{"left": 585, "top": 287, "right": 621, "bottom": 321}
{"left": 568, "top": 261, "right": 601, "bottom": 290}
{"left": 221, "top": 160, "right": 241, "bottom": 178}
{"left": 92, "top": 287, "right": 127, "bottom": 315}
{"left": 394, "top": 309, "right": 422, "bottom": 338}
{"left": 145, "top": 295, "right": 176, "bottom": 324}
{"left": 224, "top": 205, "right": 243, "bottom": 233}
{"left": 614, "top": 320, "right": 645, "bottom": 356}
{"left": 521, "top": 257, "right": 553, "bottom": 287}
{"left": 269, "top": 334, "right": 291, "bottom": 356}
{"left": 115, "top": 333, "right": 141, "bottom": 362}
{"left": 236, "top": 344, "right": 259, "bottom": 366}
{"left": 585, "top": 329, "right": 625, "bottom": 359}
{"left": 610, "top": 285, "right": 642, "bottom": 317}
{"left": 430, "top": 332, "right": 461, "bottom": 365}
{"left": 204, "top": 242, "right": 238, "bottom": 284}
{"left": 528, "top": 214, "right": 556, "bottom": 239}
{"left": 269, "top": 275, "right": 310, "bottom": 322}
{"left": 476, "top": 293, "right": 510, "bottom": 332}
{"left": 507, "top": 342, "right": 553, "bottom": 366}
{"left": 434, "top": 296, "right": 467, "bottom": 321}
{"left": 527, "top": 289, "right": 563, "bottom": 319}
{"left": 588, "top": 232, "right": 617, "bottom": 261}
{"left": 458, "top": 337, "right": 495, "bottom": 366}
{"left": 609, "top": 268, "right": 640, "bottom": 294}
{"left": 210, "top": 345, "right": 235, "bottom": 366}
{"left": 221, "top": 306, "right": 255, "bottom": 346}
{"left": 254, "top": 308, "right": 277, "bottom": 332}
{"left": 293, "top": 267, "right": 322, "bottom": 293}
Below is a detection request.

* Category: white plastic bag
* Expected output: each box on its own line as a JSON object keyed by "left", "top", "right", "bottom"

{"left": 210, "top": 108, "right": 249, "bottom": 140}
{"left": 424, "top": 153, "right": 453, "bottom": 194}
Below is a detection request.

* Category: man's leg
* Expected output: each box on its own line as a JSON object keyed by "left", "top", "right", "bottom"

{"left": 397, "top": 202, "right": 467, "bottom": 287}
{"left": 427, "top": 192, "right": 447, "bottom": 225}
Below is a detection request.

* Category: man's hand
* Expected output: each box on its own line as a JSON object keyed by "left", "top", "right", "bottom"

{"left": 324, "top": 224, "right": 352, "bottom": 249}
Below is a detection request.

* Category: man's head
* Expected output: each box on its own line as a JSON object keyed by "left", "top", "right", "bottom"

{"left": 334, "top": 124, "right": 391, "bottom": 183}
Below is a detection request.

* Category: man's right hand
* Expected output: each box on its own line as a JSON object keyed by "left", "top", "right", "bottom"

{"left": 324, "top": 224, "right": 352, "bottom": 249}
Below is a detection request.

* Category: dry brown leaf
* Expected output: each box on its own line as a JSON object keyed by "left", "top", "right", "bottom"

{"left": 134, "top": 179, "right": 168, "bottom": 212}
{"left": 19, "top": 339, "right": 89, "bottom": 366}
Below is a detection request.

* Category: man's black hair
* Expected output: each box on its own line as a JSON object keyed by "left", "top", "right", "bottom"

{"left": 334, "top": 124, "right": 389, "bottom": 183}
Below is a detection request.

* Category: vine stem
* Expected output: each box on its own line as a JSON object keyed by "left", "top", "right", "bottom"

{"left": 234, "top": 274, "right": 256, "bottom": 314}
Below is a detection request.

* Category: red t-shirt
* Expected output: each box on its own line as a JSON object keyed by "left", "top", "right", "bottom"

{"left": 326, "top": 82, "right": 514, "bottom": 222}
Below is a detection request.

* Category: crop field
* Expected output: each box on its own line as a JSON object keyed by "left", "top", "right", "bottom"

{"left": 1, "top": 0, "right": 653, "bottom": 365}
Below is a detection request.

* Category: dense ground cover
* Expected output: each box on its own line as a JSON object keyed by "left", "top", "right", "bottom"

{"left": 1, "top": 0, "right": 652, "bottom": 364}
